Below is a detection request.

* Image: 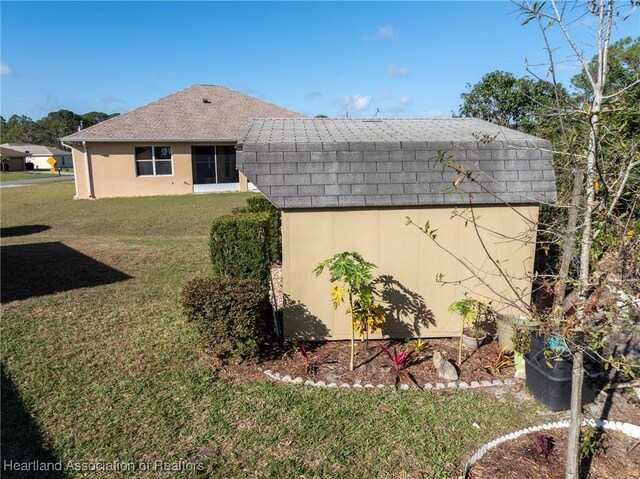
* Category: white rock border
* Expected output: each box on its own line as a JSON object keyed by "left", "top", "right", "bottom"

{"left": 262, "top": 370, "right": 518, "bottom": 391}
{"left": 462, "top": 419, "right": 640, "bottom": 479}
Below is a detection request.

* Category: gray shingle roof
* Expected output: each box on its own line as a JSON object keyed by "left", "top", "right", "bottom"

{"left": 237, "top": 118, "right": 557, "bottom": 209}
{"left": 61, "top": 85, "right": 305, "bottom": 142}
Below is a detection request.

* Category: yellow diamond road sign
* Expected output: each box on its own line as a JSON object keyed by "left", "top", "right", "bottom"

{"left": 47, "top": 156, "right": 57, "bottom": 166}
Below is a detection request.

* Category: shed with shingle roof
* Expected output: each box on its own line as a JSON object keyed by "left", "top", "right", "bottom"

{"left": 237, "top": 118, "right": 556, "bottom": 341}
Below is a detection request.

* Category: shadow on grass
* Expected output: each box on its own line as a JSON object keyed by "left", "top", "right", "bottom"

{"left": 1, "top": 365, "right": 66, "bottom": 478}
{"left": 0, "top": 225, "right": 51, "bottom": 237}
{"left": 1, "top": 241, "right": 132, "bottom": 303}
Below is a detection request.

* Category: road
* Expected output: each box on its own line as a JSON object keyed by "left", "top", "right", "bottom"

{"left": 0, "top": 175, "right": 75, "bottom": 188}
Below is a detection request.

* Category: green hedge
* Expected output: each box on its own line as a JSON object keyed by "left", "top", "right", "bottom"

{"left": 181, "top": 276, "right": 271, "bottom": 358}
{"left": 246, "top": 195, "right": 282, "bottom": 263}
{"left": 209, "top": 212, "right": 271, "bottom": 286}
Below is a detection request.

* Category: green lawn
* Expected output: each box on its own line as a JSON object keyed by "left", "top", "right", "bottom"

{"left": 1, "top": 183, "right": 538, "bottom": 478}
{"left": 0, "top": 171, "right": 58, "bottom": 181}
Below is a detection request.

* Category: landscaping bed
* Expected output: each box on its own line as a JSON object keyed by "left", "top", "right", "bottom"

{"left": 212, "top": 338, "right": 515, "bottom": 388}
{"left": 468, "top": 427, "right": 640, "bottom": 478}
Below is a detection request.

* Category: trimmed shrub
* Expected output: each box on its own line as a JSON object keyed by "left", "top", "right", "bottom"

{"left": 246, "top": 195, "right": 282, "bottom": 263}
{"left": 181, "top": 276, "right": 271, "bottom": 359}
{"left": 209, "top": 212, "right": 271, "bottom": 286}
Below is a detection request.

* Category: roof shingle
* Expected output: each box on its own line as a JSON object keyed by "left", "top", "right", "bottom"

{"left": 237, "top": 118, "right": 557, "bottom": 209}
{"left": 61, "top": 85, "right": 305, "bottom": 142}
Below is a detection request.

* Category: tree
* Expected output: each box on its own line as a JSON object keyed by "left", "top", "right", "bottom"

{"left": 509, "top": 3, "right": 639, "bottom": 477}
{"left": 416, "top": 3, "right": 638, "bottom": 478}
{"left": 0, "top": 115, "right": 43, "bottom": 144}
{"left": 81, "top": 111, "right": 120, "bottom": 128}
{"left": 457, "top": 70, "right": 569, "bottom": 134}
{"left": 0, "top": 109, "right": 118, "bottom": 148}
{"left": 38, "top": 110, "right": 83, "bottom": 148}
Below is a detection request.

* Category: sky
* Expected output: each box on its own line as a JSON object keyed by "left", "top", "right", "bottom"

{"left": 1, "top": 1, "right": 638, "bottom": 120}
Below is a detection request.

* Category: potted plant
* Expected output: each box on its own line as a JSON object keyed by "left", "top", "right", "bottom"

{"left": 524, "top": 331, "right": 606, "bottom": 411}
{"left": 448, "top": 298, "right": 490, "bottom": 365}
{"left": 511, "top": 326, "right": 531, "bottom": 379}
{"left": 496, "top": 314, "right": 537, "bottom": 352}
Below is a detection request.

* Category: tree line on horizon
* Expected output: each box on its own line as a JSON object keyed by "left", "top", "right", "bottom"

{"left": 0, "top": 110, "right": 120, "bottom": 149}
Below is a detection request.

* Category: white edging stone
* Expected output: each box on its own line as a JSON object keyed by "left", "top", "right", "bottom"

{"left": 261, "top": 371, "right": 523, "bottom": 392}
{"left": 462, "top": 419, "right": 640, "bottom": 479}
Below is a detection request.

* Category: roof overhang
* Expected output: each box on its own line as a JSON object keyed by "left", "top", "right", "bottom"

{"left": 60, "top": 137, "right": 239, "bottom": 143}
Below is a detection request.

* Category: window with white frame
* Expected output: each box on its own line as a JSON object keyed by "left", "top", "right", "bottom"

{"left": 135, "top": 146, "right": 173, "bottom": 176}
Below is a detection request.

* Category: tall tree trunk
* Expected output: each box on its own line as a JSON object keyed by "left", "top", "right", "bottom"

{"left": 552, "top": 168, "right": 584, "bottom": 312}
{"left": 566, "top": 348, "right": 585, "bottom": 479}
{"left": 565, "top": 87, "right": 603, "bottom": 479}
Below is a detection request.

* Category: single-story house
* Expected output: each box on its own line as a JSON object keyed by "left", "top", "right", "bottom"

{"left": 60, "top": 85, "right": 305, "bottom": 199}
{"left": 0, "top": 146, "right": 28, "bottom": 171}
{"left": 0, "top": 144, "right": 73, "bottom": 170}
{"left": 237, "top": 118, "right": 557, "bottom": 340}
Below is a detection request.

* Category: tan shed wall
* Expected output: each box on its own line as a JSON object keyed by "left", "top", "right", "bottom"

{"left": 71, "top": 142, "right": 238, "bottom": 199}
{"left": 239, "top": 172, "right": 249, "bottom": 192}
{"left": 282, "top": 205, "right": 539, "bottom": 340}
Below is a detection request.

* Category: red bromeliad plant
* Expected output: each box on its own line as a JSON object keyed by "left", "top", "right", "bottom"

{"left": 297, "top": 341, "right": 320, "bottom": 375}
{"left": 380, "top": 344, "right": 413, "bottom": 389}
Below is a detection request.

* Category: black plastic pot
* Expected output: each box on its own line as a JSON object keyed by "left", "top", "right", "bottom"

{"left": 528, "top": 332, "right": 602, "bottom": 374}
{"left": 524, "top": 352, "right": 606, "bottom": 411}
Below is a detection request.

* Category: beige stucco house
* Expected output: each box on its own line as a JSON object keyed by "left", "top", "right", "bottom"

{"left": 237, "top": 118, "right": 557, "bottom": 340}
{"left": 60, "top": 85, "right": 305, "bottom": 199}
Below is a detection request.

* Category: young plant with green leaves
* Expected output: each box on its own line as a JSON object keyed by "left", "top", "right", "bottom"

{"left": 314, "top": 252, "right": 385, "bottom": 371}
{"left": 448, "top": 297, "right": 491, "bottom": 365}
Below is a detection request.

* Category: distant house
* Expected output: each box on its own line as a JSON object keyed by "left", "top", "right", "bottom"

{"left": 60, "top": 85, "right": 305, "bottom": 199}
{"left": 0, "top": 146, "right": 28, "bottom": 171}
{"left": 0, "top": 144, "right": 73, "bottom": 170}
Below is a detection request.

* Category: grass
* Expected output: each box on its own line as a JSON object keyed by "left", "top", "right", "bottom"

{"left": 0, "top": 171, "right": 59, "bottom": 181}
{"left": 1, "top": 182, "right": 539, "bottom": 478}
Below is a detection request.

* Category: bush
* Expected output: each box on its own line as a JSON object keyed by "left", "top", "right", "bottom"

{"left": 181, "top": 276, "right": 271, "bottom": 358}
{"left": 209, "top": 212, "right": 271, "bottom": 286}
{"left": 246, "top": 195, "right": 282, "bottom": 263}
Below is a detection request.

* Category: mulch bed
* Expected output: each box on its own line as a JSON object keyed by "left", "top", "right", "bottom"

{"left": 213, "top": 338, "right": 515, "bottom": 388}
{"left": 468, "top": 428, "right": 640, "bottom": 479}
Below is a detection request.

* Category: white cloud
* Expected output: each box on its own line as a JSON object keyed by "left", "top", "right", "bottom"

{"left": 1, "top": 62, "right": 13, "bottom": 76}
{"left": 400, "top": 96, "right": 411, "bottom": 105}
{"left": 304, "top": 91, "right": 323, "bottom": 100}
{"left": 388, "top": 64, "right": 410, "bottom": 78}
{"left": 377, "top": 26, "right": 395, "bottom": 39}
{"left": 379, "top": 89, "right": 392, "bottom": 100}
{"left": 341, "top": 94, "right": 372, "bottom": 111}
